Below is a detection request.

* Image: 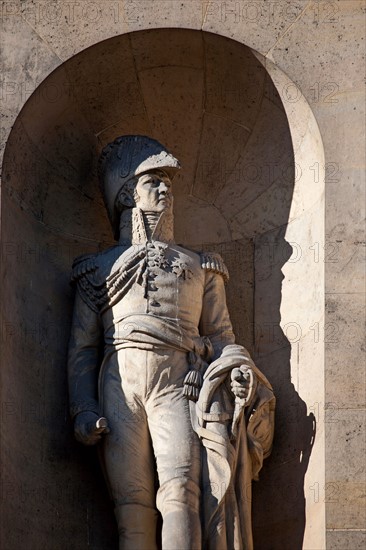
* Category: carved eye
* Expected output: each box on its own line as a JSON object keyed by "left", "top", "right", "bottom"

{"left": 142, "top": 177, "right": 156, "bottom": 187}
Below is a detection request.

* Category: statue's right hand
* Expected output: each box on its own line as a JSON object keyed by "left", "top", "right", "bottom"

{"left": 74, "top": 412, "right": 110, "bottom": 446}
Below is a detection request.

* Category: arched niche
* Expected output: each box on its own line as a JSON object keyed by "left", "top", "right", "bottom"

{"left": 0, "top": 29, "right": 325, "bottom": 549}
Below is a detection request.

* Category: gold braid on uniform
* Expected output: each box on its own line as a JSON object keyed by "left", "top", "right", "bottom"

{"left": 71, "top": 249, "right": 146, "bottom": 313}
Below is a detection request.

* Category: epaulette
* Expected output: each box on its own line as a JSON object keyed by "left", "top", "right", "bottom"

{"left": 71, "top": 254, "right": 98, "bottom": 283}
{"left": 70, "top": 246, "right": 147, "bottom": 313}
{"left": 200, "top": 252, "right": 229, "bottom": 283}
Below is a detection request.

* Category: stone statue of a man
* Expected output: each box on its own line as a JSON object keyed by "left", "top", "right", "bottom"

{"left": 68, "top": 135, "right": 275, "bottom": 550}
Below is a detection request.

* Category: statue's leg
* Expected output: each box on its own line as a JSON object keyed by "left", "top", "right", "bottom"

{"left": 100, "top": 349, "right": 159, "bottom": 550}
{"left": 146, "top": 349, "right": 202, "bottom": 550}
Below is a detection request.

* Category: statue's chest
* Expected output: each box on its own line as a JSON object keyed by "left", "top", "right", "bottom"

{"left": 145, "top": 243, "right": 197, "bottom": 280}
{"left": 111, "top": 242, "right": 205, "bottom": 315}
{"left": 142, "top": 243, "right": 204, "bottom": 306}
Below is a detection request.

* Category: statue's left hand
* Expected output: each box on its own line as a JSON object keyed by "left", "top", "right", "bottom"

{"left": 230, "top": 366, "right": 257, "bottom": 405}
{"left": 74, "top": 412, "right": 110, "bottom": 446}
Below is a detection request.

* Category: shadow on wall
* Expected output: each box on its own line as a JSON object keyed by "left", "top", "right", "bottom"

{"left": 252, "top": 229, "right": 316, "bottom": 550}
{"left": 0, "top": 28, "right": 316, "bottom": 549}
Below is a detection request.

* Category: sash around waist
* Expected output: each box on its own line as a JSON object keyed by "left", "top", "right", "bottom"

{"left": 104, "top": 314, "right": 207, "bottom": 355}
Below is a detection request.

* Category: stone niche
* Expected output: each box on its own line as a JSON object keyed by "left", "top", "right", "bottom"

{"left": 0, "top": 29, "right": 325, "bottom": 549}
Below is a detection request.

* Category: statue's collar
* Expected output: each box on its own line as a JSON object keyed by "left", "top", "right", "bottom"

{"left": 119, "top": 207, "right": 175, "bottom": 246}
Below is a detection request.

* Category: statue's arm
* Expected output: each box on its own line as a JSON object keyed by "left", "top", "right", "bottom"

{"left": 199, "top": 269, "right": 259, "bottom": 405}
{"left": 199, "top": 271, "right": 236, "bottom": 360}
{"left": 68, "top": 291, "right": 109, "bottom": 445}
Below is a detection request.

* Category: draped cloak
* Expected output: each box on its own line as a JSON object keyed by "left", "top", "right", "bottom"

{"left": 191, "top": 344, "right": 276, "bottom": 550}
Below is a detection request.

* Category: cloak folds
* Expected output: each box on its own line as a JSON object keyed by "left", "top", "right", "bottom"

{"left": 191, "top": 344, "right": 276, "bottom": 550}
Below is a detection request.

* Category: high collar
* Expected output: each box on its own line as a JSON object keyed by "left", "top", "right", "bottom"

{"left": 119, "top": 207, "right": 175, "bottom": 246}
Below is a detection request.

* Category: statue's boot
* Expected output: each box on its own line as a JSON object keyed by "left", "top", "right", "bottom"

{"left": 114, "top": 503, "right": 158, "bottom": 550}
{"left": 157, "top": 477, "right": 201, "bottom": 550}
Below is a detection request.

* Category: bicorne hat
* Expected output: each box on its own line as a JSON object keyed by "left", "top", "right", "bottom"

{"left": 98, "top": 135, "right": 181, "bottom": 239}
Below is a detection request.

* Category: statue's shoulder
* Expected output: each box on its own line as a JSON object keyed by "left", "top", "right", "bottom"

{"left": 200, "top": 250, "right": 229, "bottom": 283}
{"left": 70, "top": 245, "right": 133, "bottom": 313}
{"left": 175, "top": 245, "right": 229, "bottom": 283}
{"left": 71, "top": 253, "right": 98, "bottom": 282}
{"left": 71, "top": 245, "right": 127, "bottom": 283}
{"left": 174, "top": 243, "right": 201, "bottom": 262}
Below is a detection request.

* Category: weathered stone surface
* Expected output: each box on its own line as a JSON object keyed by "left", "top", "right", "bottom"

{"left": 325, "top": 293, "right": 366, "bottom": 408}
{"left": 138, "top": 65, "right": 204, "bottom": 198}
{"left": 8, "top": 0, "right": 128, "bottom": 61}
{"left": 201, "top": 0, "right": 309, "bottom": 56}
{"left": 63, "top": 34, "right": 145, "bottom": 134}
{"left": 269, "top": 1, "right": 365, "bottom": 101}
{"left": 0, "top": 13, "right": 61, "bottom": 160}
{"left": 326, "top": 480, "right": 366, "bottom": 530}
{"left": 327, "top": 529, "right": 366, "bottom": 549}
{"left": 130, "top": 27, "right": 204, "bottom": 71}
{"left": 0, "top": 2, "right": 364, "bottom": 545}
{"left": 203, "top": 32, "right": 266, "bottom": 129}
{"left": 192, "top": 113, "right": 251, "bottom": 203}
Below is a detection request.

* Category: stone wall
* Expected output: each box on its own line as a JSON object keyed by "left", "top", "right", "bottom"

{"left": 0, "top": 2, "right": 364, "bottom": 549}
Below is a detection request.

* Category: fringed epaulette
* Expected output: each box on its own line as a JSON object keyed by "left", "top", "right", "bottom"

{"left": 200, "top": 252, "right": 229, "bottom": 283}
{"left": 71, "top": 254, "right": 98, "bottom": 283}
{"left": 70, "top": 254, "right": 100, "bottom": 313}
{"left": 70, "top": 247, "right": 147, "bottom": 313}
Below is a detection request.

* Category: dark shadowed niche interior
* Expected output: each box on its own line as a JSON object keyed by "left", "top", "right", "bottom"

{"left": 1, "top": 29, "right": 313, "bottom": 549}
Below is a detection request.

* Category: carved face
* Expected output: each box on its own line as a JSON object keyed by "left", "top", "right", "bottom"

{"left": 134, "top": 170, "right": 173, "bottom": 213}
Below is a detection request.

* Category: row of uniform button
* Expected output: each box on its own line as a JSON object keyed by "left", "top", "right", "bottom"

{"left": 146, "top": 252, "right": 159, "bottom": 310}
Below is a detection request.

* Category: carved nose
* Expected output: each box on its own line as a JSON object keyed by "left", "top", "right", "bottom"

{"left": 159, "top": 181, "right": 169, "bottom": 193}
